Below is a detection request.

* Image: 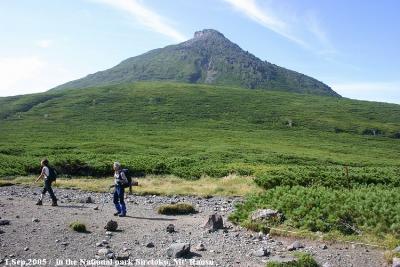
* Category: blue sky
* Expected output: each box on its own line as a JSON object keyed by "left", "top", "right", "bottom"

{"left": 0, "top": 0, "right": 399, "bottom": 104}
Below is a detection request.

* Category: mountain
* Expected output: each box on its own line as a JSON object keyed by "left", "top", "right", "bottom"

{"left": 53, "top": 29, "right": 339, "bottom": 97}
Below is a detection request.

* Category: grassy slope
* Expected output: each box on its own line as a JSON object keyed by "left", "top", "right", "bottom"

{"left": 1, "top": 82, "right": 400, "bottom": 178}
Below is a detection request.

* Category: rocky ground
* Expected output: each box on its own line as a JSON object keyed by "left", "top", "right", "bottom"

{"left": 0, "top": 185, "right": 388, "bottom": 267}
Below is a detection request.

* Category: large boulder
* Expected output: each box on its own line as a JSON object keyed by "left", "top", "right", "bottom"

{"left": 203, "top": 214, "right": 223, "bottom": 232}
{"left": 167, "top": 243, "right": 191, "bottom": 258}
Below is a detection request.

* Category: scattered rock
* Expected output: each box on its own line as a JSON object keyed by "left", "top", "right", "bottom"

{"left": 250, "top": 209, "right": 282, "bottom": 223}
{"left": 97, "top": 248, "right": 112, "bottom": 256}
{"left": 322, "top": 262, "right": 332, "bottom": 267}
{"left": 96, "top": 242, "right": 103, "bottom": 247}
{"left": 252, "top": 247, "right": 268, "bottom": 257}
{"left": 203, "top": 214, "right": 223, "bottom": 232}
{"left": 394, "top": 246, "right": 400, "bottom": 253}
{"left": 321, "top": 244, "right": 328, "bottom": 250}
{"left": 85, "top": 196, "right": 94, "bottom": 203}
{"left": 32, "top": 218, "right": 40, "bottom": 223}
{"left": 0, "top": 219, "right": 10, "bottom": 225}
{"left": 166, "top": 224, "right": 175, "bottom": 233}
{"left": 287, "top": 241, "right": 304, "bottom": 251}
{"left": 61, "top": 242, "right": 69, "bottom": 246}
{"left": 116, "top": 252, "right": 130, "bottom": 260}
{"left": 104, "top": 220, "right": 118, "bottom": 231}
{"left": 146, "top": 242, "right": 155, "bottom": 248}
{"left": 0, "top": 229, "right": 4, "bottom": 234}
{"left": 393, "top": 258, "right": 400, "bottom": 267}
{"left": 105, "top": 231, "right": 113, "bottom": 236}
{"left": 195, "top": 243, "right": 206, "bottom": 251}
{"left": 167, "top": 243, "right": 191, "bottom": 258}
{"left": 93, "top": 206, "right": 99, "bottom": 210}
{"left": 24, "top": 247, "right": 29, "bottom": 251}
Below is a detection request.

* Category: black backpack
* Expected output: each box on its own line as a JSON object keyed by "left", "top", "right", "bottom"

{"left": 120, "top": 169, "right": 133, "bottom": 193}
{"left": 47, "top": 167, "right": 58, "bottom": 182}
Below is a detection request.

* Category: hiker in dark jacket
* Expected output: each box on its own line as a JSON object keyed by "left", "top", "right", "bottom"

{"left": 35, "top": 159, "right": 58, "bottom": 206}
{"left": 113, "top": 161, "right": 128, "bottom": 217}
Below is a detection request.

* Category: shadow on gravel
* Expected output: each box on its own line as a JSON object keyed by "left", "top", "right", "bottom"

{"left": 124, "top": 215, "right": 177, "bottom": 221}
{"left": 183, "top": 252, "right": 202, "bottom": 259}
{"left": 54, "top": 205, "right": 90, "bottom": 209}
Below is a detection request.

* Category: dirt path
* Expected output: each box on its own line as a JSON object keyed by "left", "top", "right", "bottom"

{"left": 0, "top": 185, "right": 387, "bottom": 267}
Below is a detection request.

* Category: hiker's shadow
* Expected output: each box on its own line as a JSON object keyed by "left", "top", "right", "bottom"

{"left": 124, "top": 215, "right": 176, "bottom": 221}
{"left": 55, "top": 205, "right": 90, "bottom": 209}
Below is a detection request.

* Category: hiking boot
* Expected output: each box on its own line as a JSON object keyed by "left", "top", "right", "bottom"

{"left": 36, "top": 200, "right": 42, "bottom": 206}
{"left": 118, "top": 213, "right": 126, "bottom": 217}
{"left": 51, "top": 201, "right": 58, "bottom": 206}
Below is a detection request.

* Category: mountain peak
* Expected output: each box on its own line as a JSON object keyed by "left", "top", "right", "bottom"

{"left": 193, "top": 29, "right": 225, "bottom": 39}
{"left": 52, "top": 29, "right": 340, "bottom": 97}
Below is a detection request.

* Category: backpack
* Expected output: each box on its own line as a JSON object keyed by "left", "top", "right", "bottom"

{"left": 47, "top": 167, "right": 58, "bottom": 182}
{"left": 120, "top": 169, "right": 133, "bottom": 193}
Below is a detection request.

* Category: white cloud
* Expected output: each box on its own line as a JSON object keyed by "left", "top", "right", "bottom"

{"left": 222, "top": 0, "right": 337, "bottom": 56}
{"left": 332, "top": 81, "right": 400, "bottom": 104}
{"left": 222, "top": 0, "right": 308, "bottom": 47}
{"left": 0, "top": 56, "right": 79, "bottom": 96}
{"left": 91, "top": 0, "right": 186, "bottom": 42}
{"left": 35, "top": 39, "right": 53, "bottom": 49}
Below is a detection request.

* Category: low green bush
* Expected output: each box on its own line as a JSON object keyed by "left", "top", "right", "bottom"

{"left": 230, "top": 186, "right": 400, "bottom": 236}
{"left": 69, "top": 221, "right": 87, "bottom": 233}
{"left": 266, "top": 252, "right": 319, "bottom": 267}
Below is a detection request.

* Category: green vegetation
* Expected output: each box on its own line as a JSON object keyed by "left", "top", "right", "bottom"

{"left": 69, "top": 221, "right": 87, "bottom": 233}
{"left": 266, "top": 252, "right": 319, "bottom": 267}
{"left": 54, "top": 29, "right": 337, "bottom": 97}
{"left": 1, "top": 81, "right": 399, "bottom": 245}
{"left": 157, "top": 203, "right": 196, "bottom": 215}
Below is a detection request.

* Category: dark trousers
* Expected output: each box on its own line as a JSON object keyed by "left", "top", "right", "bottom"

{"left": 113, "top": 185, "right": 126, "bottom": 214}
{"left": 41, "top": 179, "right": 57, "bottom": 202}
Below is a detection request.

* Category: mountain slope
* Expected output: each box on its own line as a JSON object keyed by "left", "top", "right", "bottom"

{"left": 1, "top": 82, "right": 400, "bottom": 176}
{"left": 53, "top": 29, "right": 339, "bottom": 97}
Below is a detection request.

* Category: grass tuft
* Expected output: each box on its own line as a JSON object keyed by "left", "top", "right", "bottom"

{"left": 266, "top": 252, "right": 319, "bottom": 267}
{"left": 157, "top": 203, "right": 196, "bottom": 215}
{"left": 69, "top": 221, "right": 87, "bottom": 233}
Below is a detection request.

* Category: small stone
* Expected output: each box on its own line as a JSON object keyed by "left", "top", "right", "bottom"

{"left": 166, "top": 243, "right": 191, "bottom": 258}
{"left": 93, "top": 206, "right": 99, "bottom": 210}
{"left": 105, "top": 231, "right": 113, "bottom": 236}
{"left": 96, "top": 242, "right": 103, "bottom": 247}
{"left": 116, "top": 252, "right": 130, "bottom": 260}
{"left": 0, "top": 219, "right": 10, "bottom": 225}
{"left": 97, "top": 248, "right": 112, "bottom": 256}
{"left": 146, "top": 242, "right": 155, "bottom": 248}
{"left": 85, "top": 196, "right": 94, "bottom": 203}
{"left": 394, "top": 246, "right": 400, "bottom": 253}
{"left": 321, "top": 244, "right": 328, "bottom": 250}
{"left": 287, "top": 241, "right": 304, "bottom": 251}
{"left": 195, "top": 243, "right": 206, "bottom": 251}
{"left": 166, "top": 224, "right": 175, "bottom": 233}
{"left": 32, "top": 218, "right": 40, "bottom": 223}
{"left": 16, "top": 215, "right": 20, "bottom": 219}
{"left": 24, "top": 247, "right": 29, "bottom": 251}
{"left": 61, "top": 242, "right": 69, "bottom": 246}
{"left": 55, "top": 240, "right": 60, "bottom": 243}
{"left": 106, "top": 253, "right": 114, "bottom": 259}
{"left": 253, "top": 247, "right": 268, "bottom": 257}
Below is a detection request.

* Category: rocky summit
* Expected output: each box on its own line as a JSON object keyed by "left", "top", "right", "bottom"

{"left": 53, "top": 29, "right": 339, "bottom": 97}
